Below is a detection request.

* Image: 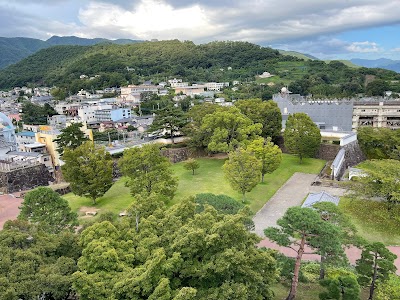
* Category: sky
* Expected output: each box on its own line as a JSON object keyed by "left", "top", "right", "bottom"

{"left": 1, "top": 0, "right": 400, "bottom": 60}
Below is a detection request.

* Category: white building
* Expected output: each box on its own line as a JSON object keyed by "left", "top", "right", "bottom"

{"left": 205, "top": 82, "right": 229, "bottom": 91}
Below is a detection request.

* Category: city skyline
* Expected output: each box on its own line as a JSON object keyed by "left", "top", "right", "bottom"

{"left": 0, "top": 0, "right": 400, "bottom": 60}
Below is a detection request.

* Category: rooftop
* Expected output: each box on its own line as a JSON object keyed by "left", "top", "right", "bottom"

{"left": 301, "top": 191, "right": 340, "bottom": 208}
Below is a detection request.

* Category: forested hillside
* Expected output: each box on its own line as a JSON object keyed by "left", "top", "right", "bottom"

{"left": 1, "top": 40, "right": 399, "bottom": 97}
{"left": 0, "top": 36, "right": 142, "bottom": 69}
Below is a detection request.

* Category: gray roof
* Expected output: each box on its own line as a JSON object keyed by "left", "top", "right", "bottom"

{"left": 301, "top": 191, "right": 340, "bottom": 208}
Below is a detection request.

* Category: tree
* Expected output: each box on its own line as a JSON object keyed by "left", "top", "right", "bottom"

{"left": 62, "top": 142, "right": 113, "bottom": 205}
{"left": 18, "top": 187, "right": 78, "bottom": 233}
{"left": 148, "top": 104, "right": 188, "bottom": 143}
{"left": 264, "top": 207, "right": 343, "bottom": 300}
{"left": 235, "top": 98, "right": 282, "bottom": 141}
{"left": 21, "top": 102, "right": 57, "bottom": 125}
{"left": 73, "top": 198, "right": 277, "bottom": 299}
{"left": 356, "top": 242, "right": 397, "bottom": 300}
{"left": 357, "top": 127, "right": 400, "bottom": 160}
{"left": 183, "top": 103, "right": 221, "bottom": 150}
{"left": 0, "top": 220, "right": 80, "bottom": 300}
{"left": 183, "top": 158, "right": 200, "bottom": 175}
{"left": 223, "top": 148, "right": 262, "bottom": 202}
{"left": 200, "top": 106, "right": 262, "bottom": 153}
{"left": 313, "top": 202, "right": 361, "bottom": 280}
{"left": 284, "top": 112, "right": 321, "bottom": 163}
{"left": 246, "top": 137, "right": 282, "bottom": 182}
{"left": 118, "top": 143, "right": 178, "bottom": 199}
{"left": 54, "top": 122, "right": 89, "bottom": 156}
{"left": 375, "top": 274, "right": 400, "bottom": 300}
{"left": 319, "top": 275, "right": 361, "bottom": 300}
{"left": 347, "top": 159, "right": 400, "bottom": 210}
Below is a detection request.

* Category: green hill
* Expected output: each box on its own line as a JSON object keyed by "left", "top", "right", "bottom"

{"left": 0, "top": 40, "right": 399, "bottom": 97}
{"left": 0, "top": 36, "right": 142, "bottom": 69}
{"left": 278, "top": 49, "right": 319, "bottom": 61}
{"left": 324, "top": 59, "right": 360, "bottom": 68}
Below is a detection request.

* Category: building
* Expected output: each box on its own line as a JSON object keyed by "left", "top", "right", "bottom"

{"left": 95, "top": 108, "right": 132, "bottom": 122}
{"left": 273, "top": 92, "right": 354, "bottom": 131}
{"left": 301, "top": 191, "right": 339, "bottom": 208}
{"left": 352, "top": 99, "right": 400, "bottom": 130}
{"left": 173, "top": 85, "right": 206, "bottom": 96}
{"left": 205, "top": 82, "right": 229, "bottom": 91}
{"left": 16, "top": 131, "right": 36, "bottom": 145}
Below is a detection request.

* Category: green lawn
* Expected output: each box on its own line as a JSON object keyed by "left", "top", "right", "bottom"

{"left": 63, "top": 178, "right": 132, "bottom": 216}
{"left": 339, "top": 197, "right": 400, "bottom": 245}
{"left": 171, "top": 154, "right": 325, "bottom": 213}
{"left": 64, "top": 154, "right": 325, "bottom": 219}
{"left": 272, "top": 282, "right": 369, "bottom": 299}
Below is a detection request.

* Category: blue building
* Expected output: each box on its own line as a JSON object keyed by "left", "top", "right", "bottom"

{"left": 95, "top": 108, "right": 132, "bottom": 122}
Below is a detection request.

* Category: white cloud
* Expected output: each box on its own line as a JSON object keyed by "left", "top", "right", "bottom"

{"left": 78, "top": 0, "right": 219, "bottom": 40}
{"left": 346, "top": 41, "right": 380, "bottom": 53}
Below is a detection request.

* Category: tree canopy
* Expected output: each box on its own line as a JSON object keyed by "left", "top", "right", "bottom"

{"left": 347, "top": 159, "right": 400, "bottom": 210}
{"left": 62, "top": 142, "right": 113, "bottom": 204}
{"left": 284, "top": 112, "right": 321, "bottom": 162}
{"left": 357, "top": 127, "right": 400, "bottom": 160}
{"left": 73, "top": 198, "right": 277, "bottom": 300}
{"left": 200, "top": 106, "right": 262, "bottom": 153}
{"left": 148, "top": 104, "right": 188, "bottom": 143}
{"left": 264, "top": 207, "right": 343, "bottom": 300}
{"left": 18, "top": 187, "right": 78, "bottom": 233}
{"left": 356, "top": 242, "right": 397, "bottom": 300}
{"left": 54, "top": 122, "right": 89, "bottom": 156}
{"left": 235, "top": 98, "right": 282, "bottom": 141}
{"left": 246, "top": 137, "right": 282, "bottom": 182}
{"left": 223, "top": 148, "right": 262, "bottom": 202}
{"left": 118, "top": 143, "right": 178, "bottom": 199}
{"left": 21, "top": 102, "right": 57, "bottom": 125}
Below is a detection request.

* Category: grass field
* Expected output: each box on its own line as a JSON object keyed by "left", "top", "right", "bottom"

{"left": 339, "top": 197, "right": 400, "bottom": 245}
{"left": 64, "top": 154, "right": 325, "bottom": 219}
{"left": 272, "top": 282, "right": 369, "bottom": 299}
{"left": 63, "top": 178, "right": 131, "bottom": 216}
{"left": 171, "top": 154, "right": 325, "bottom": 213}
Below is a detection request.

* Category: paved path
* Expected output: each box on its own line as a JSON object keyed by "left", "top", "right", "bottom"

{"left": 252, "top": 172, "right": 346, "bottom": 236}
{"left": 252, "top": 172, "right": 400, "bottom": 274}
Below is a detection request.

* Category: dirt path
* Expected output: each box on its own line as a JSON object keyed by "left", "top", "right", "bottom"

{"left": 0, "top": 194, "right": 23, "bottom": 229}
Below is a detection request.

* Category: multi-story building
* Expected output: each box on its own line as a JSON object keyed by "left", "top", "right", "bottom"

{"left": 205, "top": 82, "right": 230, "bottom": 91}
{"left": 95, "top": 108, "right": 132, "bottom": 122}
{"left": 352, "top": 100, "right": 400, "bottom": 130}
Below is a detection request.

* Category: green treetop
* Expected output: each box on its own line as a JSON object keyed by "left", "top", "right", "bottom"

{"left": 283, "top": 112, "right": 321, "bottom": 163}
{"left": 62, "top": 142, "right": 113, "bottom": 204}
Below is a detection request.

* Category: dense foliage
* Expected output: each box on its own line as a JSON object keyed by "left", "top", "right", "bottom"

{"left": 62, "top": 142, "right": 114, "bottom": 204}
{"left": 18, "top": 187, "right": 78, "bottom": 233}
{"left": 1, "top": 40, "right": 399, "bottom": 97}
{"left": 73, "top": 198, "right": 277, "bottom": 300}
{"left": 21, "top": 102, "right": 57, "bottom": 125}
{"left": 118, "top": 143, "right": 178, "bottom": 200}
{"left": 284, "top": 113, "right": 321, "bottom": 163}
{"left": 357, "top": 127, "right": 400, "bottom": 160}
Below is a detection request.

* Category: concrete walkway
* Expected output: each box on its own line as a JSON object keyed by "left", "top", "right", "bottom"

{"left": 252, "top": 172, "right": 346, "bottom": 236}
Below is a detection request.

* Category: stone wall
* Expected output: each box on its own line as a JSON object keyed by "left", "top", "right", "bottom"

{"left": 342, "top": 140, "right": 366, "bottom": 170}
{"left": 0, "top": 164, "right": 55, "bottom": 193}
{"left": 316, "top": 144, "right": 341, "bottom": 161}
{"left": 161, "top": 147, "right": 192, "bottom": 163}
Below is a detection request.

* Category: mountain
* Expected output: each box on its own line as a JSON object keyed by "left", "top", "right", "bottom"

{"left": 0, "top": 36, "right": 143, "bottom": 69}
{"left": 351, "top": 58, "right": 400, "bottom": 72}
{"left": 0, "top": 40, "right": 398, "bottom": 98}
{"left": 0, "top": 37, "right": 49, "bottom": 69}
{"left": 324, "top": 60, "right": 360, "bottom": 68}
{"left": 278, "top": 49, "right": 319, "bottom": 61}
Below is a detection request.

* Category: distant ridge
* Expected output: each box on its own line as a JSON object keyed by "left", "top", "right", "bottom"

{"left": 351, "top": 58, "right": 400, "bottom": 73}
{"left": 0, "top": 36, "right": 143, "bottom": 69}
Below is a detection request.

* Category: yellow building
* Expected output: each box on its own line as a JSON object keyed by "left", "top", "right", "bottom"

{"left": 35, "top": 124, "right": 93, "bottom": 167}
